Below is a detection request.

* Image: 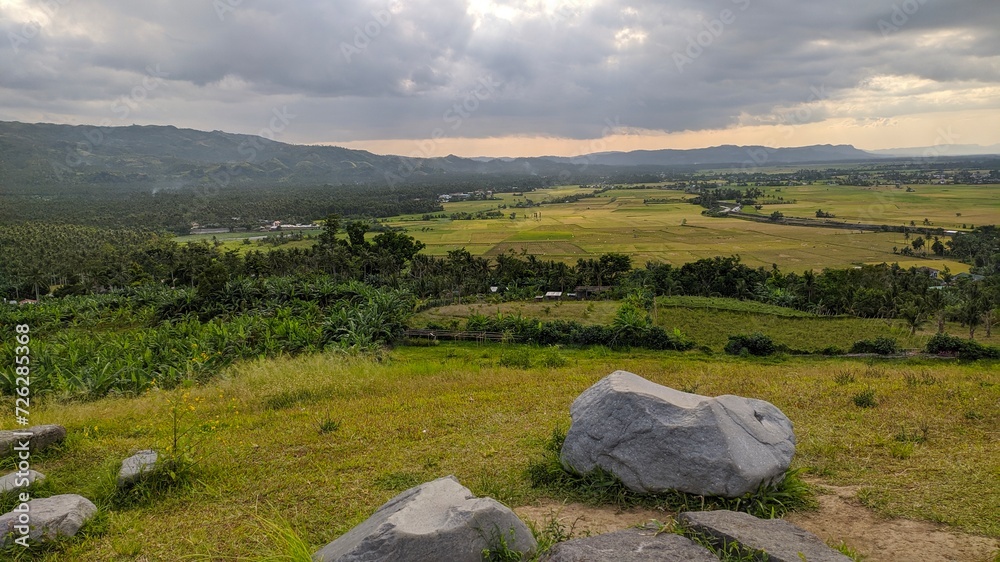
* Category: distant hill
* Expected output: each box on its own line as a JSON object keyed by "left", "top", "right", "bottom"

{"left": 0, "top": 121, "right": 428, "bottom": 188}
{"left": 0, "top": 121, "right": 883, "bottom": 191}
{"left": 540, "top": 144, "right": 878, "bottom": 166}
{"left": 870, "top": 144, "right": 1000, "bottom": 157}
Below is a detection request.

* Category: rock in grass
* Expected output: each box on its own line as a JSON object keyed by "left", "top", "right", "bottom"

{"left": 117, "top": 450, "right": 158, "bottom": 487}
{"left": 312, "top": 475, "right": 536, "bottom": 562}
{"left": 542, "top": 527, "right": 718, "bottom": 561}
{"left": 678, "top": 510, "right": 853, "bottom": 562}
{"left": 0, "top": 425, "right": 67, "bottom": 459}
{"left": 560, "top": 370, "right": 795, "bottom": 498}
{"left": 0, "top": 494, "right": 97, "bottom": 547}
{"left": 0, "top": 470, "right": 44, "bottom": 493}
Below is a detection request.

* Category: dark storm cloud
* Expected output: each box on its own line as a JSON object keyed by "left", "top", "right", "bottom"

{"left": 1, "top": 0, "right": 997, "bottom": 142}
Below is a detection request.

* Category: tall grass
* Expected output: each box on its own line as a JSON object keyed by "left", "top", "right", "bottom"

{"left": 13, "top": 346, "right": 995, "bottom": 558}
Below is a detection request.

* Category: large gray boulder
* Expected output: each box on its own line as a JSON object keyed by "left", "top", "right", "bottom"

{"left": 678, "top": 510, "right": 853, "bottom": 562}
{"left": 0, "top": 469, "right": 44, "bottom": 493}
{"left": 0, "top": 494, "right": 97, "bottom": 547}
{"left": 542, "top": 526, "right": 718, "bottom": 561}
{"left": 561, "top": 371, "right": 795, "bottom": 497}
{"left": 313, "top": 475, "right": 537, "bottom": 561}
{"left": 117, "top": 450, "right": 158, "bottom": 487}
{"left": 0, "top": 425, "right": 67, "bottom": 459}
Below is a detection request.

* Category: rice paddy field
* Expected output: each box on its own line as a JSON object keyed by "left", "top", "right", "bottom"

{"left": 170, "top": 182, "right": 996, "bottom": 275}
{"left": 381, "top": 183, "right": 994, "bottom": 272}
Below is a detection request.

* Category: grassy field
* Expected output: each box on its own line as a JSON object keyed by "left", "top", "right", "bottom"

{"left": 381, "top": 185, "right": 983, "bottom": 272}
{"left": 163, "top": 183, "right": 995, "bottom": 274}
{"left": 746, "top": 183, "right": 998, "bottom": 231}
{"left": 412, "top": 297, "right": 1000, "bottom": 351}
{"left": 8, "top": 345, "right": 998, "bottom": 559}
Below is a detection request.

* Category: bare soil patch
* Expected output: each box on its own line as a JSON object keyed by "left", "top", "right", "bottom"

{"left": 787, "top": 484, "right": 999, "bottom": 562}
{"left": 517, "top": 485, "right": 1000, "bottom": 562}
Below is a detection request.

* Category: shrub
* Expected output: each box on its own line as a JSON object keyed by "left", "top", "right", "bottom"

{"left": 724, "top": 332, "right": 777, "bottom": 356}
{"left": 464, "top": 314, "right": 694, "bottom": 351}
{"left": 849, "top": 337, "right": 899, "bottom": 355}
{"left": 852, "top": 388, "right": 877, "bottom": 408}
{"left": 539, "top": 346, "right": 569, "bottom": 368}
{"left": 925, "top": 333, "right": 1000, "bottom": 360}
{"left": 499, "top": 347, "right": 533, "bottom": 369}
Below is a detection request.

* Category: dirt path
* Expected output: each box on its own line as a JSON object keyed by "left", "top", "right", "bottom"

{"left": 516, "top": 486, "right": 999, "bottom": 562}
{"left": 787, "top": 484, "right": 999, "bottom": 562}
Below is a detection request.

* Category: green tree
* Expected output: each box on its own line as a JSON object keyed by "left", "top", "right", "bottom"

{"left": 345, "top": 221, "right": 369, "bottom": 252}
{"left": 931, "top": 238, "right": 945, "bottom": 256}
{"left": 958, "top": 282, "right": 987, "bottom": 339}
{"left": 317, "top": 214, "right": 341, "bottom": 251}
{"left": 897, "top": 298, "right": 928, "bottom": 335}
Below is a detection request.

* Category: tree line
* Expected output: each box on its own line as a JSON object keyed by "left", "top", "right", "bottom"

{"left": 4, "top": 218, "right": 998, "bottom": 338}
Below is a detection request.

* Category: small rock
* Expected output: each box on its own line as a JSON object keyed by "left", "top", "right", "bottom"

{"left": 0, "top": 470, "right": 44, "bottom": 493}
{"left": 0, "top": 425, "right": 67, "bottom": 459}
{"left": 0, "top": 494, "right": 97, "bottom": 547}
{"left": 678, "top": 510, "right": 853, "bottom": 562}
{"left": 313, "top": 475, "right": 537, "bottom": 562}
{"left": 543, "top": 527, "right": 718, "bottom": 561}
{"left": 117, "top": 450, "right": 158, "bottom": 487}
{"left": 561, "top": 371, "right": 795, "bottom": 497}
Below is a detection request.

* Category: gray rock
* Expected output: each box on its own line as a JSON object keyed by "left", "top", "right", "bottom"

{"left": 561, "top": 371, "right": 795, "bottom": 497}
{"left": 0, "top": 494, "right": 97, "bottom": 547}
{"left": 0, "top": 425, "right": 67, "bottom": 459}
{"left": 678, "top": 510, "right": 853, "bottom": 562}
{"left": 117, "top": 450, "right": 158, "bottom": 487}
{"left": 0, "top": 469, "right": 44, "bottom": 493}
{"left": 542, "top": 527, "right": 718, "bottom": 561}
{"left": 313, "top": 475, "right": 537, "bottom": 562}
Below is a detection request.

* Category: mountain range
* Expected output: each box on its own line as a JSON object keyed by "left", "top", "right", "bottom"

{"left": 1, "top": 120, "right": 983, "bottom": 190}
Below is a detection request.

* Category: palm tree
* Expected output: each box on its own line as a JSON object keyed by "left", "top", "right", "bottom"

{"left": 897, "top": 299, "right": 928, "bottom": 335}
{"left": 925, "top": 289, "right": 951, "bottom": 334}
{"left": 958, "top": 283, "right": 987, "bottom": 339}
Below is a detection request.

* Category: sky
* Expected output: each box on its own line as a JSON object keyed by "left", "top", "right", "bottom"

{"left": 1, "top": 0, "right": 999, "bottom": 158}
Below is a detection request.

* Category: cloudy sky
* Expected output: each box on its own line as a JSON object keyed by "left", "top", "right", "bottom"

{"left": 1, "top": 0, "right": 998, "bottom": 157}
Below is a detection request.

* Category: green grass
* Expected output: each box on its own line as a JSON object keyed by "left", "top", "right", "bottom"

{"left": 412, "top": 297, "right": 934, "bottom": 351}
{"left": 165, "top": 182, "right": 994, "bottom": 274}
{"left": 3, "top": 344, "right": 996, "bottom": 559}
{"left": 381, "top": 183, "right": 994, "bottom": 271}
{"left": 658, "top": 296, "right": 817, "bottom": 317}
{"left": 508, "top": 230, "right": 576, "bottom": 241}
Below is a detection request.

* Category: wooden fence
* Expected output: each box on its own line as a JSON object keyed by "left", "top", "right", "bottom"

{"left": 403, "top": 329, "right": 515, "bottom": 343}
